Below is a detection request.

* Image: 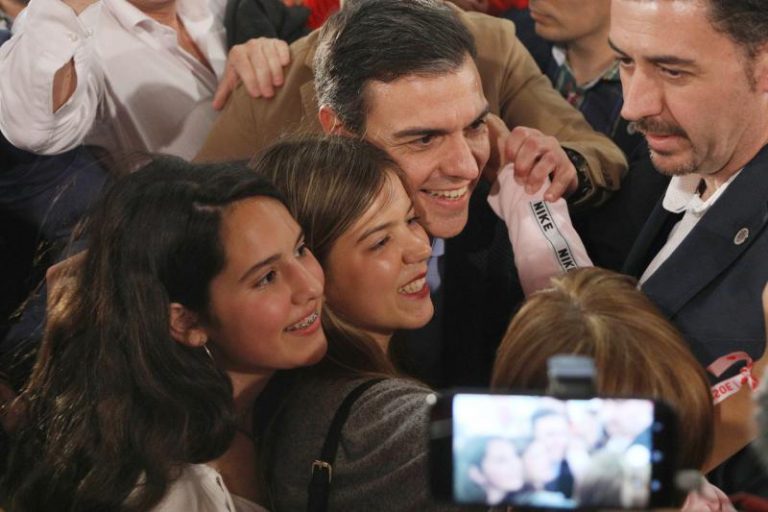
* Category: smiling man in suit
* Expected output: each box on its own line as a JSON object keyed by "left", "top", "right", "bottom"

{"left": 612, "top": 0, "right": 768, "bottom": 495}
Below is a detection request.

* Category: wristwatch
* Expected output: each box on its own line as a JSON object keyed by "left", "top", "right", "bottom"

{"left": 563, "top": 147, "right": 594, "bottom": 205}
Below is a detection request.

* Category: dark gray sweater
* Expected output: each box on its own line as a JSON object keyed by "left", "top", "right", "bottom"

{"left": 266, "top": 375, "right": 473, "bottom": 511}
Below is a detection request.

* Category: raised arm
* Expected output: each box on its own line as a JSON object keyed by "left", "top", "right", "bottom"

{"left": 0, "top": 0, "right": 102, "bottom": 154}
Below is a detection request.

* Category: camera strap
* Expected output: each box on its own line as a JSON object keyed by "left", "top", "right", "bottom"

{"left": 307, "top": 378, "right": 385, "bottom": 512}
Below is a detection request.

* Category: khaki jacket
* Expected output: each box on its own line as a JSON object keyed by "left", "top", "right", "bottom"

{"left": 196, "top": 7, "right": 626, "bottom": 206}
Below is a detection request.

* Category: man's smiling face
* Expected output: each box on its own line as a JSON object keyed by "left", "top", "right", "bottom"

{"left": 361, "top": 55, "right": 491, "bottom": 239}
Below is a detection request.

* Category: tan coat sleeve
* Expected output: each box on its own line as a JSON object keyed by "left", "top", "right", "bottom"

{"left": 197, "top": 7, "right": 627, "bottom": 207}
{"left": 195, "top": 32, "right": 321, "bottom": 163}
{"left": 463, "top": 10, "right": 627, "bottom": 205}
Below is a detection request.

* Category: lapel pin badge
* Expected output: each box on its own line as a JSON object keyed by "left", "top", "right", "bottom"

{"left": 734, "top": 227, "right": 749, "bottom": 245}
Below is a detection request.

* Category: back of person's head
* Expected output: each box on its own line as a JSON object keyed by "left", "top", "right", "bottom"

{"left": 314, "top": 0, "right": 477, "bottom": 134}
{"left": 6, "top": 157, "right": 285, "bottom": 512}
{"left": 491, "top": 267, "right": 713, "bottom": 470}
{"left": 250, "top": 135, "right": 400, "bottom": 377}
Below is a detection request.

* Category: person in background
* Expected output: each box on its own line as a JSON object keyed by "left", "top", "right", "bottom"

{"left": 0, "top": 28, "right": 110, "bottom": 391}
{"left": 2, "top": 158, "right": 326, "bottom": 511}
{"left": 506, "top": 0, "right": 667, "bottom": 270}
{"left": 0, "top": 0, "right": 289, "bottom": 168}
{"left": 613, "top": 0, "right": 768, "bottom": 494}
{"left": 511, "top": 0, "right": 640, "bottom": 158}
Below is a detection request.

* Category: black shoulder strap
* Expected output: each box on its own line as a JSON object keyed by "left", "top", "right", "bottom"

{"left": 306, "top": 378, "right": 386, "bottom": 512}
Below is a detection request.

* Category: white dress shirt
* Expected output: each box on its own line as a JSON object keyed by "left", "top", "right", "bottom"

{"left": 0, "top": 0, "right": 227, "bottom": 164}
{"left": 639, "top": 171, "right": 742, "bottom": 285}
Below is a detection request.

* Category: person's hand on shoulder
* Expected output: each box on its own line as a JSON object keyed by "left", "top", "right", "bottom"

{"left": 212, "top": 37, "right": 291, "bottom": 110}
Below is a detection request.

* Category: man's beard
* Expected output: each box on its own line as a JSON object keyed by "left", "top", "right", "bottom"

{"left": 631, "top": 118, "right": 699, "bottom": 176}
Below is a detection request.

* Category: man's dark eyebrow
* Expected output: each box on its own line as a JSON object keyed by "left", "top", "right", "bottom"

{"left": 468, "top": 105, "right": 491, "bottom": 129}
{"left": 608, "top": 39, "right": 627, "bottom": 56}
{"left": 238, "top": 231, "right": 304, "bottom": 283}
{"left": 608, "top": 38, "right": 696, "bottom": 67}
{"left": 392, "top": 126, "right": 447, "bottom": 140}
{"left": 392, "top": 104, "right": 491, "bottom": 140}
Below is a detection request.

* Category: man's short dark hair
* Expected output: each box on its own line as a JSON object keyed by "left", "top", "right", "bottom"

{"left": 314, "top": 0, "right": 477, "bottom": 134}
{"left": 706, "top": 0, "right": 768, "bottom": 60}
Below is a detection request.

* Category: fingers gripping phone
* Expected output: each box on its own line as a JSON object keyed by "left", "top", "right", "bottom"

{"left": 428, "top": 392, "right": 678, "bottom": 510}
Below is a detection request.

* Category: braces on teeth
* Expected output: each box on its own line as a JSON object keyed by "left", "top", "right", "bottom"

{"left": 288, "top": 312, "right": 318, "bottom": 331}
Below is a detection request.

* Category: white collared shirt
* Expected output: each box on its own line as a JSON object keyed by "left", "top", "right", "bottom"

{"left": 146, "top": 464, "right": 268, "bottom": 512}
{"left": 639, "top": 171, "right": 742, "bottom": 285}
{"left": 0, "top": 0, "right": 227, "bottom": 165}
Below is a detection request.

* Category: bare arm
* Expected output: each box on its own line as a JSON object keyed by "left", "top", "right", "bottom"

{"left": 52, "top": 58, "right": 77, "bottom": 112}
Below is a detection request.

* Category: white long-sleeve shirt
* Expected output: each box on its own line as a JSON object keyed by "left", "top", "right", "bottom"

{"left": 0, "top": 0, "right": 227, "bottom": 164}
{"left": 140, "top": 464, "right": 268, "bottom": 512}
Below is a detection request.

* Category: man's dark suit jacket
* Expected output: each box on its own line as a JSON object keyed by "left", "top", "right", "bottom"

{"left": 393, "top": 181, "right": 523, "bottom": 388}
{"left": 623, "top": 145, "right": 768, "bottom": 370}
{"left": 623, "top": 145, "right": 768, "bottom": 497}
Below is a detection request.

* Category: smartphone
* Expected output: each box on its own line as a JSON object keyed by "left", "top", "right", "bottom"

{"left": 428, "top": 391, "right": 678, "bottom": 510}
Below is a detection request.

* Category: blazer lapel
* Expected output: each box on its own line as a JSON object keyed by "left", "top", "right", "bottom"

{"left": 641, "top": 147, "right": 768, "bottom": 317}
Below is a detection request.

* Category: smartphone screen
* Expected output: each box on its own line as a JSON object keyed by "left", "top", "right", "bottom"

{"left": 429, "top": 392, "right": 677, "bottom": 510}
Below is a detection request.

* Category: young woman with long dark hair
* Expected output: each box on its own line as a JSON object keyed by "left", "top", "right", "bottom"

{"left": 3, "top": 157, "right": 326, "bottom": 511}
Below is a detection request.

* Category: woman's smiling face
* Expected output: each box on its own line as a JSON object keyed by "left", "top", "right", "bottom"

{"left": 203, "top": 197, "right": 327, "bottom": 377}
{"left": 324, "top": 172, "right": 434, "bottom": 346}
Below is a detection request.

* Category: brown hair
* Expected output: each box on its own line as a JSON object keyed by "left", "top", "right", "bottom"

{"left": 491, "top": 267, "right": 713, "bottom": 470}
{"left": 250, "top": 135, "right": 408, "bottom": 378}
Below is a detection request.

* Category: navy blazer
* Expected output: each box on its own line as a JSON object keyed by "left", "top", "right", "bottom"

{"left": 392, "top": 180, "right": 524, "bottom": 388}
{"left": 441, "top": 180, "right": 523, "bottom": 387}
{"left": 623, "top": 145, "right": 768, "bottom": 369}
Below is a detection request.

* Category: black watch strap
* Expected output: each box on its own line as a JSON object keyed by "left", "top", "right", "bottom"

{"left": 563, "top": 147, "right": 594, "bottom": 205}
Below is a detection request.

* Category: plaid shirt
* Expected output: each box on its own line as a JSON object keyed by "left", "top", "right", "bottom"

{"left": 548, "top": 46, "right": 638, "bottom": 156}
{"left": 551, "top": 46, "right": 621, "bottom": 109}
